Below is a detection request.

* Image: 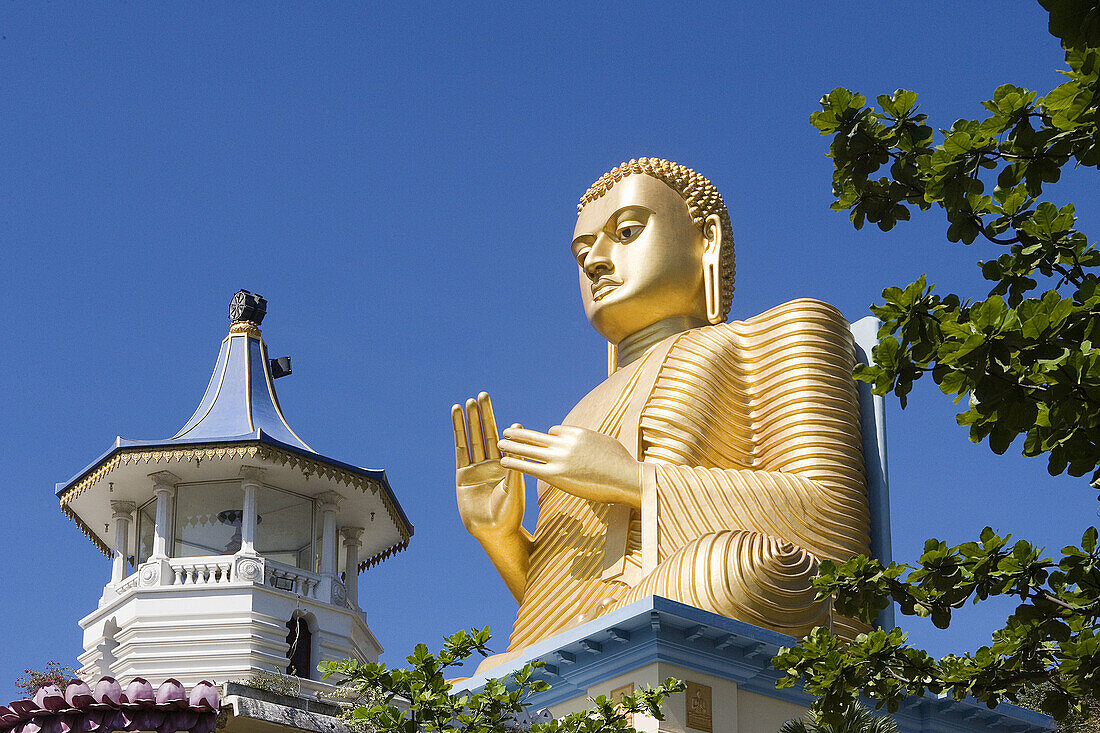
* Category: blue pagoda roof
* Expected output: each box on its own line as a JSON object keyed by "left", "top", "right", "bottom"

{"left": 55, "top": 316, "right": 397, "bottom": 493}
{"left": 54, "top": 294, "right": 412, "bottom": 567}
{"left": 168, "top": 323, "right": 310, "bottom": 449}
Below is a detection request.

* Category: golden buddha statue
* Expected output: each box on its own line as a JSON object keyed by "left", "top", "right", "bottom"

{"left": 452, "top": 158, "right": 869, "bottom": 672}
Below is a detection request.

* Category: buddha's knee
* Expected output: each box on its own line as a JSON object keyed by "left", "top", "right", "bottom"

{"left": 609, "top": 530, "right": 830, "bottom": 636}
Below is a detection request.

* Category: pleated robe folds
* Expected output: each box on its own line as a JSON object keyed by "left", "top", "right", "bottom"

{"left": 505, "top": 298, "right": 870, "bottom": 654}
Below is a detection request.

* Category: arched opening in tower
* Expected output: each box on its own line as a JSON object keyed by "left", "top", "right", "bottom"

{"left": 285, "top": 616, "right": 312, "bottom": 679}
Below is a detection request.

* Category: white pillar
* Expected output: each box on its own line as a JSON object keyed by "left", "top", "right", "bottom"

{"left": 340, "top": 526, "right": 364, "bottom": 607}
{"left": 149, "top": 472, "right": 179, "bottom": 560}
{"left": 239, "top": 466, "right": 265, "bottom": 555}
{"left": 165, "top": 489, "right": 175, "bottom": 557}
{"left": 318, "top": 492, "right": 343, "bottom": 577}
{"left": 110, "top": 501, "right": 136, "bottom": 584}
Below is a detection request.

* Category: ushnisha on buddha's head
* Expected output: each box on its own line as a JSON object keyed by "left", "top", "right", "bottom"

{"left": 573, "top": 158, "right": 735, "bottom": 346}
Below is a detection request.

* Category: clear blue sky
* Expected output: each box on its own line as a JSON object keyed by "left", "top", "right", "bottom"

{"left": 1, "top": 1, "right": 1094, "bottom": 701}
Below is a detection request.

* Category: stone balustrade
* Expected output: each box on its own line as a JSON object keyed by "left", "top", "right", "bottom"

{"left": 109, "top": 554, "right": 344, "bottom": 606}
{"left": 265, "top": 563, "right": 320, "bottom": 599}
{"left": 115, "top": 572, "right": 141, "bottom": 594}
{"left": 170, "top": 556, "right": 234, "bottom": 585}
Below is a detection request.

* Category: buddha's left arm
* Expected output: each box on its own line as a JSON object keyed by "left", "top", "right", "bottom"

{"left": 640, "top": 462, "right": 869, "bottom": 565}
{"left": 638, "top": 299, "right": 871, "bottom": 564}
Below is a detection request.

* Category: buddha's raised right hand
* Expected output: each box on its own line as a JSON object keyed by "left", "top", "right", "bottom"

{"left": 452, "top": 392, "right": 526, "bottom": 539}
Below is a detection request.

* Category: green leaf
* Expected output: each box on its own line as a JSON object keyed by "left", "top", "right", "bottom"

{"left": 1042, "top": 0, "right": 1100, "bottom": 49}
{"left": 802, "top": 22, "right": 1100, "bottom": 726}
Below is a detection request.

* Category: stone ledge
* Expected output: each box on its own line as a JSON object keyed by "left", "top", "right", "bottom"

{"left": 223, "top": 683, "right": 357, "bottom": 733}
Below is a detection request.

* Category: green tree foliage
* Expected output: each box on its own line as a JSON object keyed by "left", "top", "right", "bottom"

{"left": 779, "top": 705, "right": 898, "bottom": 733}
{"left": 772, "top": 1, "right": 1100, "bottom": 727}
{"left": 809, "top": 2, "right": 1099, "bottom": 481}
{"left": 319, "top": 628, "right": 684, "bottom": 733}
{"left": 774, "top": 528, "right": 1100, "bottom": 722}
{"left": 1017, "top": 682, "right": 1100, "bottom": 733}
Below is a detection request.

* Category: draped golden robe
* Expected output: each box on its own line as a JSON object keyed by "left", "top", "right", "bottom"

{"left": 505, "top": 299, "right": 870, "bottom": 655}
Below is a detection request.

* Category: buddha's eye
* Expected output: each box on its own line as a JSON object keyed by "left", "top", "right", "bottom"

{"left": 616, "top": 222, "right": 643, "bottom": 243}
{"left": 574, "top": 248, "right": 590, "bottom": 266}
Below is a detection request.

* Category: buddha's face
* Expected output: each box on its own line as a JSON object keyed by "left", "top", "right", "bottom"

{"left": 572, "top": 174, "right": 708, "bottom": 344}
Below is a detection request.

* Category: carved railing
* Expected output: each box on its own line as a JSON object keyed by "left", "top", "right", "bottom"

{"left": 115, "top": 572, "right": 140, "bottom": 594}
{"left": 264, "top": 559, "right": 320, "bottom": 599}
{"left": 110, "top": 555, "right": 343, "bottom": 606}
{"left": 170, "top": 556, "right": 234, "bottom": 585}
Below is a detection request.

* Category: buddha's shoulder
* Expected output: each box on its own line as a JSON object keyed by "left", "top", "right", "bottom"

{"left": 733, "top": 298, "right": 851, "bottom": 331}
{"left": 682, "top": 299, "right": 853, "bottom": 344}
{"left": 671, "top": 300, "right": 856, "bottom": 378}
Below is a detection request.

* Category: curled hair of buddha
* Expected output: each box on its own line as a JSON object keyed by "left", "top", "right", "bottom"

{"left": 578, "top": 157, "right": 735, "bottom": 321}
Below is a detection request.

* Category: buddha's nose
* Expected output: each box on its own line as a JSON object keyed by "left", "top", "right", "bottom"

{"left": 585, "top": 260, "right": 612, "bottom": 281}
{"left": 583, "top": 243, "right": 613, "bottom": 280}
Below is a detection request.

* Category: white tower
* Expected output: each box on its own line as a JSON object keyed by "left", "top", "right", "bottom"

{"left": 58, "top": 291, "right": 413, "bottom": 691}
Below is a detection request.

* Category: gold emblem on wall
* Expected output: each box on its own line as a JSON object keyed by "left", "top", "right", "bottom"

{"left": 685, "top": 681, "right": 713, "bottom": 732}
{"left": 610, "top": 683, "right": 634, "bottom": 726}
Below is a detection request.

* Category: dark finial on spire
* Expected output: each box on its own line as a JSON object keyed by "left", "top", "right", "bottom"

{"left": 229, "top": 290, "right": 267, "bottom": 325}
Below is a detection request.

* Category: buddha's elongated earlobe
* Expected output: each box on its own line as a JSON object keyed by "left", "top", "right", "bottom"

{"left": 703, "top": 213, "right": 723, "bottom": 324}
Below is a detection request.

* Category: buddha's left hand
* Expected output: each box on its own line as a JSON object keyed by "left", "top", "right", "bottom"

{"left": 499, "top": 425, "right": 642, "bottom": 508}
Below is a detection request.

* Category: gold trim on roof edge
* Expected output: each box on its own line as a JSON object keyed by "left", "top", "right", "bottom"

{"left": 173, "top": 336, "right": 232, "bottom": 440}
{"left": 359, "top": 537, "right": 410, "bottom": 572}
{"left": 245, "top": 337, "right": 255, "bottom": 433}
{"left": 62, "top": 502, "right": 112, "bottom": 558}
{"left": 58, "top": 442, "right": 411, "bottom": 559}
{"left": 258, "top": 336, "right": 313, "bottom": 452}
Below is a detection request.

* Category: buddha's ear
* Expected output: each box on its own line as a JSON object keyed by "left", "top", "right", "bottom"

{"left": 703, "top": 213, "right": 723, "bottom": 324}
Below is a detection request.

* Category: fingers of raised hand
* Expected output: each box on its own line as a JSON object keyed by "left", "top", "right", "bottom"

{"left": 465, "top": 397, "right": 487, "bottom": 462}
{"left": 478, "top": 392, "right": 501, "bottom": 460}
{"left": 456, "top": 392, "right": 503, "bottom": 466}
{"left": 451, "top": 404, "right": 470, "bottom": 469}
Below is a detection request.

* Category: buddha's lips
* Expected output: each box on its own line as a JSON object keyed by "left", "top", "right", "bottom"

{"left": 591, "top": 276, "right": 622, "bottom": 302}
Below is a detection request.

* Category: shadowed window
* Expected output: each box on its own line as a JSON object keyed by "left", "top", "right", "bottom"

{"left": 286, "top": 617, "right": 311, "bottom": 678}
{"left": 168, "top": 481, "right": 315, "bottom": 566}
{"left": 135, "top": 499, "right": 156, "bottom": 564}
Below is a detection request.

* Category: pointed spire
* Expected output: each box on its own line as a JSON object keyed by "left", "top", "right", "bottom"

{"left": 170, "top": 291, "right": 311, "bottom": 451}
